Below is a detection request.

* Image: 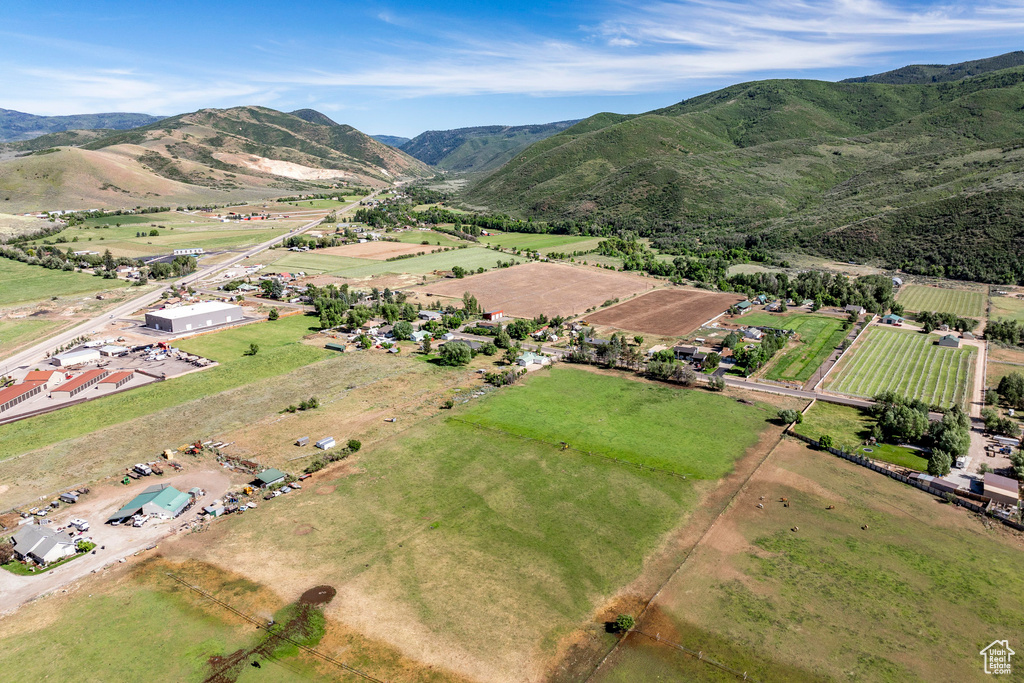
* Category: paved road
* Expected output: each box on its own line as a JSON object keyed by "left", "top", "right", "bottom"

{"left": 1, "top": 191, "right": 377, "bottom": 373}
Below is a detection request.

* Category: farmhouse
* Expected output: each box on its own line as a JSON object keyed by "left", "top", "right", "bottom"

{"left": 984, "top": 472, "right": 1020, "bottom": 508}
{"left": 11, "top": 525, "right": 77, "bottom": 565}
{"left": 0, "top": 381, "right": 46, "bottom": 414}
{"left": 517, "top": 352, "right": 550, "bottom": 367}
{"left": 585, "top": 337, "right": 610, "bottom": 347}
{"left": 845, "top": 304, "right": 866, "bottom": 315}
{"left": 145, "top": 301, "right": 244, "bottom": 333}
{"left": 938, "top": 335, "right": 960, "bottom": 348}
{"left": 107, "top": 484, "right": 191, "bottom": 523}
{"left": 51, "top": 369, "right": 109, "bottom": 398}
{"left": 743, "top": 327, "right": 763, "bottom": 340}
{"left": 674, "top": 345, "right": 698, "bottom": 361}
{"left": 881, "top": 314, "right": 905, "bottom": 326}
{"left": 734, "top": 301, "right": 752, "bottom": 314}
{"left": 418, "top": 310, "right": 442, "bottom": 321}
{"left": 51, "top": 348, "right": 101, "bottom": 366}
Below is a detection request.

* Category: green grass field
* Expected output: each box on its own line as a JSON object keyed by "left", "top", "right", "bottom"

{"left": 897, "top": 284, "right": 985, "bottom": 317}
{"left": 26, "top": 211, "right": 296, "bottom": 258}
{"left": 989, "top": 294, "right": 1024, "bottom": 323}
{"left": 607, "top": 439, "right": 1024, "bottom": 682}
{"left": 478, "top": 233, "right": 603, "bottom": 254}
{"left": 458, "top": 367, "right": 771, "bottom": 478}
{"left": 0, "top": 258, "right": 129, "bottom": 308}
{"left": 0, "top": 316, "right": 329, "bottom": 461}
{"left": 272, "top": 246, "right": 524, "bottom": 278}
{"left": 0, "top": 317, "right": 63, "bottom": 359}
{"left": 741, "top": 312, "right": 847, "bottom": 383}
{"left": 391, "top": 230, "right": 465, "bottom": 247}
{"left": 825, "top": 326, "right": 975, "bottom": 409}
{"left": 794, "top": 401, "right": 930, "bottom": 470}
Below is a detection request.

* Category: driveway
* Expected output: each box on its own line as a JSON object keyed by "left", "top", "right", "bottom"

{"left": 0, "top": 470, "right": 231, "bottom": 616}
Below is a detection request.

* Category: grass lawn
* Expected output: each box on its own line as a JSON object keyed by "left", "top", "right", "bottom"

{"left": 897, "top": 284, "right": 985, "bottom": 317}
{"left": 794, "top": 401, "right": 930, "bottom": 470}
{"left": 742, "top": 312, "right": 847, "bottom": 383}
{"left": 478, "top": 233, "right": 603, "bottom": 254}
{"left": 825, "top": 326, "right": 975, "bottom": 409}
{"left": 0, "top": 317, "right": 63, "bottom": 359}
{"left": 0, "top": 258, "right": 129, "bottom": 308}
{"left": 0, "top": 316, "right": 330, "bottom": 460}
{"left": 458, "top": 366, "right": 771, "bottom": 478}
{"left": 391, "top": 230, "right": 465, "bottom": 247}
{"left": 620, "top": 438, "right": 1024, "bottom": 682}
{"left": 989, "top": 294, "right": 1024, "bottom": 324}
{"left": 272, "top": 246, "right": 524, "bottom": 278}
{"left": 1, "top": 546, "right": 92, "bottom": 575}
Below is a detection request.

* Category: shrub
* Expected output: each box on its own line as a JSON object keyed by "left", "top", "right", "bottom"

{"left": 347, "top": 439, "right": 361, "bottom": 452}
{"left": 268, "top": 308, "right": 280, "bottom": 321}
{"left": 777, "top": 408, "right": 803, "bottom": 425}
{"left": 818, "top": 434, "right": 835, "bottom": 450}
{"left": 613, "top": 614, "right": 635, "bottom": 633}
{"left": 442, "top": 398, "right": 455, "bottom": 409}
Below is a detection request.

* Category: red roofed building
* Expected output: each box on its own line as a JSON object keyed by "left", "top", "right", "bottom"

{"left": 0, "top": 382, "right": 46, "bottom": 413}
{"left": 51, "top": 369, "right": 109, "bottom": 398}
{"left": 98, "top": 371, "right": 134, "bottom": 390}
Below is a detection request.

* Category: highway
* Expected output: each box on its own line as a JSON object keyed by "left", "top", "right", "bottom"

{"left": 1, "top": 191, "right": 376, "bottom": 374}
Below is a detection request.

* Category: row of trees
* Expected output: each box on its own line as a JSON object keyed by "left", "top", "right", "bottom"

{"left": 869, "top": 391, "right": 971, "bottom": 476}
{"left": 913, "top": 310, "right": 979, "bottom": 333}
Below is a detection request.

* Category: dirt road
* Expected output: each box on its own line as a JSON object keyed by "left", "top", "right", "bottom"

{"left": 0, "top": 470, "right": 230, "bottom": 616}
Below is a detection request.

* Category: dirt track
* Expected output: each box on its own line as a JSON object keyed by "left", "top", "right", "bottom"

{"left": 586, "top": 289, "right": 743, "bottom": 336}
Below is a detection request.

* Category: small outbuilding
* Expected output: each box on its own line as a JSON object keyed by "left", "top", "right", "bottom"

{"left": 984, "top": 472, "right": 1020, "bottom": 508}
{"left": 482, "top": 310, "right": 504, "bottom": 321}
{"left": 315, "top": 437, "right": 335, "bottom": 450}
{"left": 256, "top": 468, "right": 287, "bottom": 487}
{"left": 938, "top": 335, "right": 960, "bottom": 348}
{"left": 844, "top": 304, "right": 866, "bottom": 315}
{"left": 881, "top": 314, "right": 904, "bottom": 326}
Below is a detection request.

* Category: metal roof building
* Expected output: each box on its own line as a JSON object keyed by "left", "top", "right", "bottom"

{"left": 108, "top": 484, "right": 191, "bottom": 522}
{"left": 984, "top": 472, "right": 1020, "bottom": 508}
{"left": 145, "top": 301, "right": 245, "bottom": 333}
{"left": 52, "top": 369, "right": 109, "bottom": 397}
{"left": 0, "top": 381, "right": 46, "bottom": 413}
{"left": 51, "top": 348, "right": 101, "bottom": 366}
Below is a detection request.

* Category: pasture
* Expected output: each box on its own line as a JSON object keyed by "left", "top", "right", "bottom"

{"left": 741, "top": 312, "right": 847, "bottom": 383}
{"left": 272, "top": 246, "right": 524, "bottom": 278}
{"left": 794, "top": 400, "right": 930, "bottom": 470}
{"left": 586, "top": 288, "right": 743, "bottom": 337}
{"left": 478, "top": 232, "right": 603, "bottom": 254}
{"left": 417, "top": 261, "right": 654, "bottom": 319}
{"left": 989, "top": 293, "right": 1024, "bottom": 323}
{"left": 0, "top": 258, "right": 128, "bottom": 308}
{"left": 0, "top": 315, "right": 329, "bottom": 461}
{"left": 390, "top": 229, "right": 465, "bottom": 247}
{"left": 0, "top": 317, "right": 63, "bottom": 360}
{"left": 176, "top": 367, "right": 780, "bottom": 681}
{"left": 825, "top": 326, "right": 975, "bottom": 408}
{"left": 897, "top": 284, "right": 985, "bottom": 317}
{"left": 604, "top": 438, "right": 1024, "bottom": 682}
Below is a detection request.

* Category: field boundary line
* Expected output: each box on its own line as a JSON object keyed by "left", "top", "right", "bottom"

{"left": 582, "top": 422, "right": 798, "bottom": 682}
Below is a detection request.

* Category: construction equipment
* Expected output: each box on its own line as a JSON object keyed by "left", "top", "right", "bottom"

{"left": 243, "top": 486, "right": 254, "bottom": 496}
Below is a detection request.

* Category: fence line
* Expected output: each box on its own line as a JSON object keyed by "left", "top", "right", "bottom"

{"left": 633, "top": 630, "right": 758, "bottom": 681}
{"left": 786, "top": 432, "right": 1024, "bottom": 527}
{"left": 812, "top": 314, "right": 872, "bottom": 392}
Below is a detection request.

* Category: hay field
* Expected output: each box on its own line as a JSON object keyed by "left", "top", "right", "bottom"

{"left": 272, "top": 246, "right": 523, "bottom": 278}
{"left": 989, "top": 294, "right": 1024, "bottom": 323}
{"left": 171, "top": 367, "right": 779, "bottom": 681}
{"left": 318, "top": 241, "right": 444, "bottom": 260}
{"left": 586, "top": 289, "right": 743, "bottom": 337}
{"left": 0, "top": 213, "right": 50, "bottom": 240}
{"left": 415, "top": 262, "right": 654, "bottom": 318}
{"left": 897, "top": 284, "right": 985, "bottom": 317}
{"left": 596, "top": 438, "right": 1024, "bottom": 681}
{"left": 825, "top": 326, "right": 975, "bottom": 408}
{"left": 478, "top": 233, "right": 603, "bottom": 254}
{"left": 0, "top": 257, "right": 129, "bottom": 308}
{"left": 741, "top": 312, "right": 848, "bottom": 383}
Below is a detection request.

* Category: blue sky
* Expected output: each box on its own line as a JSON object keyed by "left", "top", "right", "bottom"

{"left": 1, "top": 0, "right": 1023, "bottom": 137}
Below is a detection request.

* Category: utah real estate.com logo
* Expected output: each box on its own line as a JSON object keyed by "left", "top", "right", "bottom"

{"left": 981, "top": 640, "right": 1014, "bottom": 675}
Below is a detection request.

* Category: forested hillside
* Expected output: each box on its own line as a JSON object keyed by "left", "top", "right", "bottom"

{"left": 0, "top": 109, "right": 162, "bottom": 142}
{"left": 401, "top": 120, "right": 579, "bottom": 173}
{"left": 465, "top": 63, "right": 1024, "bottom": 284}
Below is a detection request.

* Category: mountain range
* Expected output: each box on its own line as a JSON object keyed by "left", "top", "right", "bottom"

{"left": 395, "top": 121, "right": 580, "bottom": 173}
{"left": 0, "top": 109, "right": 163, "bottom": 143}
{"left": 464, "top": 52, "right": 1024, "bottom": 283}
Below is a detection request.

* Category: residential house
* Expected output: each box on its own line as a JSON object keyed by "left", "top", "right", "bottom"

{"left": 517, "top": 352, "right": 550, "bottom": 367}
{"left": 880, "top": 314, "right": 904, "bottom": 326}
{"left": 674, "top": 345, "right": 698, "bottom": 361}
{"left": 410, "top": 330, "right": 431, "bottom": 343}
{"left": 11, "top": 525, "right": 77, "bottom": 565}
{"left": 733, "top": 301, "right": 752, "bottom": 315}
{"left": 418, "top": 310, "right": 442, "bottom": 321}
{"left": 844, "top": 304, "right": 866, "bottom": 315}
{"left": 743, "top": 327, "right": 763, "bottom": 340}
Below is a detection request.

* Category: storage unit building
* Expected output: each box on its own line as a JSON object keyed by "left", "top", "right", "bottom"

{"left": 0, "top": 381, "right": 46, "bottom": 413}
{"left": 97, "top": 371, "right": 134, "bottom": 390}
{"left": 51, "top": 369, "right": 109, "bottom": 398}
{"left": 145, "top": 301, "right": 245, "bottom": 333}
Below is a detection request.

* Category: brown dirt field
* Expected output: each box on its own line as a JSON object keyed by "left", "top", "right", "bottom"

{"left": 413, "top": 261, "right": 656, "bottom": 319}
{"left": 318, "top": 241, "right": 439, "bottom": 260}
{"left": 585, "top": 289, "right": 744, "bottom": 336}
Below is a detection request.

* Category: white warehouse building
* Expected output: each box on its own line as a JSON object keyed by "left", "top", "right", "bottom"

{"left": 145, "top": 301, "right": 245, "bottom": 333}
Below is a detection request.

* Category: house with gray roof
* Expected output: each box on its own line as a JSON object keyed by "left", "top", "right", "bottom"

{"left": 11, "top": 525, "right": 77, "bottom": 565}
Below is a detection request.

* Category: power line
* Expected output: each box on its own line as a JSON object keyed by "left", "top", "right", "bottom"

{"left": 165, "top": 573, "right": 386, "bottom": 683}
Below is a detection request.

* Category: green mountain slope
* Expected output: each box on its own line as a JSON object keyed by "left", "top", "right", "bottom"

{"left": 465, "top": 65, "right": 1024, "bottom": 282}
{"left": 372, "top": 135, "right": 411, "bottom": 147}
{"left": 842, "top": 51, "right": 1024, "bottom": 85}
{"left": 0, "top": 109, "right": 162, "bottom": 143}
{"left": 401, "top": 120, "right": 580, "bottom": 173}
